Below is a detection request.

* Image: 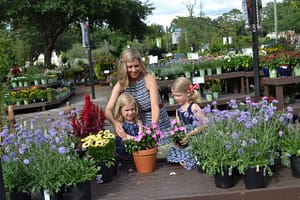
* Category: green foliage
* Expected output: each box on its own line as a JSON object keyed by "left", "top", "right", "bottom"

{"left": 24, "top": 65, "right": 42, "bottom": 81}
{"left": 278, "top": 123, "right": 300, "bottom": 162}
{"left": 0, "top": 36, "right": 15, "bottom": 81}
{"left": 80, "top": 130, "right": 116, "bottom": 168}
{"left": 1, "top": 116, "right": 98, "bottom": 195}
{"left": 63, "top": 156, "right": 99, "bottom": 187}
{"left": 168, "top": 119, "right": 186, "bottom": 145}
{"left": 1, "top": 1, "right": 153, "bottom": 65}
{"left": 191, "top": 97, "right": 290, "bottom": 176}
{"left": 125, "top": 123, "right": 162, "bottom": 154}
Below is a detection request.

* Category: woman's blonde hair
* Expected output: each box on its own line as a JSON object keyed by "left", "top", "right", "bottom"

{"left": 114, "top": 93, "right": 139, "bottom": 122}
{"left": 171, "top": 77, "right": 202, "bottom": 104}
{"left": 117, "top": 47, "right": 148, "bottom": 88}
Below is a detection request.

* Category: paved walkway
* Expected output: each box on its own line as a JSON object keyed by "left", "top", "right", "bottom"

{"left": 14, "top": 84, "right": 112, "bottom": 127}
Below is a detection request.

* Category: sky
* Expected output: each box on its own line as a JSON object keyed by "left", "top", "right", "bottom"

{"left": 142, "top": 0, "right": 281, "bottom": 28}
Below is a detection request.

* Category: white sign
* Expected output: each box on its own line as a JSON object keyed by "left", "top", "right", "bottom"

{"left": 172, "top": 32, "right": 181, "bottom": 44}
{"left": 192, "top": 76, "right": 204, "bottom": 84}
{"left": 223, "top": 37, "right": 232, "bottom": 45}
{"left": 148, "top": 55, "right": 158, "bottom": 64}
{"left": 187, "top": 52, "right": 199, "bottom": 60}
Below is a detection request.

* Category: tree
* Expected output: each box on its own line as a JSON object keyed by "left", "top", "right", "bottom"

{"left": 0, "top": 31, "right": 15, "bottom": 81}
{"left": 184, "top": 0, "right": 197, "bottom": 17}
{"left": 263, "top": 0, "right": 300, "bottom": 33}
{"left": 0, "top": 0, "right": 153, "bottom": 66}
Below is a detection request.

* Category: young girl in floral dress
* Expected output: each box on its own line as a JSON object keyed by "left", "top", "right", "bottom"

{"left": 167, "top": 77, "right": 206, "bottom": 170}
{"left": 114, "top": 93, "right": 143, "bottom": 171}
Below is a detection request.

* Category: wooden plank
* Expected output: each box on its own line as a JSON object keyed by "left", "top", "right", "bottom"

{"left": 261, "top": 76, "right": 300, "bottom": 86}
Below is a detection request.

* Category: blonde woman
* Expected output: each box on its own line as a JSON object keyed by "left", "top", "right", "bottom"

{"left": 105, "top": 48, "right": 171, "bottom": 157}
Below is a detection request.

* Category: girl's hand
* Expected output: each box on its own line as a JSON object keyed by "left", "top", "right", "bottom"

{"left": 126, "top": 135, "right": 134, "bottom": 140}
{"left": 180, "top": 137, "right": 188, "bottom": 146}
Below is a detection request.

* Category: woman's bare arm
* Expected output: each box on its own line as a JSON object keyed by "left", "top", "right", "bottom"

{"left": 105, "top": 82, "right": 127, "bottom": 138}
{"left": 144, "top": 73, "right": 160, "bottom": 124}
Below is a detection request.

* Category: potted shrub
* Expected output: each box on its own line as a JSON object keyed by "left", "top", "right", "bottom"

{"left": 211, "top": 79, "right": 221, "bottom": 99}
{"left": 278, "top": 122, "right": 300, "bottom": 178}
{"left": 10, "top": 78, "right": 18, "bottom": 88}
{"left": 263, "top": 51, "right": 291, "bottom": 78}
{"left": 190, "top": 103, "right": 241, "bottom": 188}
{"left": 192, "top": 97, "right": 289, "bottom": 189}
{"left": 197, "top": 61, "right": 206, "bottom": 77}
{"left": 80, "top": 130, "right": 116, "bottom": 183}
{"left": 182, "top": 62, "right": 193, "bottom": 78}
{"left": 0, "top": 114, "right": 98, "bottom": 198}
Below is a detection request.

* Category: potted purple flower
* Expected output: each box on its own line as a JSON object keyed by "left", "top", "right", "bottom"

{"left": 1, "top": 113, "right": 98, "bottom": 199}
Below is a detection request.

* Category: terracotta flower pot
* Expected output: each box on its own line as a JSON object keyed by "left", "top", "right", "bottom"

{"left": 133, "top": 147, "right": 158, "bottom": 174}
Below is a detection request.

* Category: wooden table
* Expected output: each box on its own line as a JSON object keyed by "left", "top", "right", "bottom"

{"left": 260, "top": 76, "right": 300, "bottom": 114}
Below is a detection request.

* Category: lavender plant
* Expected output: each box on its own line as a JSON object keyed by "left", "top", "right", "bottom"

{"left": 191, "top": 97, "right": 291, "bottom": 176}
{"left": 0, "top": 112, "right": 98, "bottom": 195}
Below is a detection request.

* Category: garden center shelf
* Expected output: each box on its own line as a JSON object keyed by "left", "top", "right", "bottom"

{"left": 10, "top": 81, "right": 59, "bottom": 91}
{"left": 6, "top": 90, "right": 74, "bottom": 113}
{"left": 159, "top": 70, "right": 263, "bottom": 113}
{"left": 6, "top": 79, "right": 75, "bottom": 114}
{"left": 260, "top": 76, "right": 300, "bottom": 115}
{"left": 163, "top": 92, "right": 256, "bottom": 113}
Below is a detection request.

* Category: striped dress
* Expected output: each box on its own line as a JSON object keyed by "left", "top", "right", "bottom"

{"left": 124, "top": 75, "right": 171, "bottom": 144}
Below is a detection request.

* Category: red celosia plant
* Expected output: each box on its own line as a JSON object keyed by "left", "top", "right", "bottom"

{"left": 11, "top": 67, "right": 22, "bottom": 76}
{"left": 71, "top": 94, "right": 106, "bottom": 138}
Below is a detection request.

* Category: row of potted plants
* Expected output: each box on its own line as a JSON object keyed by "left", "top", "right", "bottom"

{"left": 261, "top": 50, "right": 300, "bottom": 77}
{"left": 152, "top": 50, "right": 300, "bottom": 81}
{"left": 10, "top": 74, "right": 58, "bottom": 88}
{"left": 1, "top": 94, "right": 114, "bottom": 199}
{"left": 2, "top": 86, "right": 71, "bottom": 106}
{"left": 190, "top": 96, "right": 300, "bottom": 189}
{"left": 1, "top": 114, "right": 99, "bottom": 198}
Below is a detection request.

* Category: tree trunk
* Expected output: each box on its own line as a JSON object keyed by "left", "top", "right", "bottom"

{"left": 44, "top": 45, "right": 53, "bottom": 67}
{"left": 44, "top": 33, "right": 57, "bottom": 66}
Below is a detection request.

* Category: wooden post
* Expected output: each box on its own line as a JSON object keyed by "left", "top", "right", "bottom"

{"left": 7, "top": 105, "right": 16, "bottom": 127}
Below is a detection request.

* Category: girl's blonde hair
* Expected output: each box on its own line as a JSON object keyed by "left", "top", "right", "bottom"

{"left": 171, "top": 77, "right": 202, "bottom": 104}
{"left": 117, "top": 47, "right": 148, "bottom": 88}
{"left": 114, "top": 93, "right": 139, "bottom": 122}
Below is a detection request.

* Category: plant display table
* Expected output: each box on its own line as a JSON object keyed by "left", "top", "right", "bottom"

{"left": 5, "top": 79, "right": 74, "bottom": 113}
{"left": 158, "top": 70, "right": 263, "bottom": 112}
{"left": 260, "top": 76, "right": 300, "bottom": 115}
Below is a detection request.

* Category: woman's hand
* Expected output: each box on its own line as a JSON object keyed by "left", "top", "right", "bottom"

{"left": 114, "top": 121, "right": 127, "bottom": 139}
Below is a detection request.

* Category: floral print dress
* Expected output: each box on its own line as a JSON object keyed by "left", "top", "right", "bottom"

{"left": 166, "top": 103, "right": 198, "bottom": 170}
